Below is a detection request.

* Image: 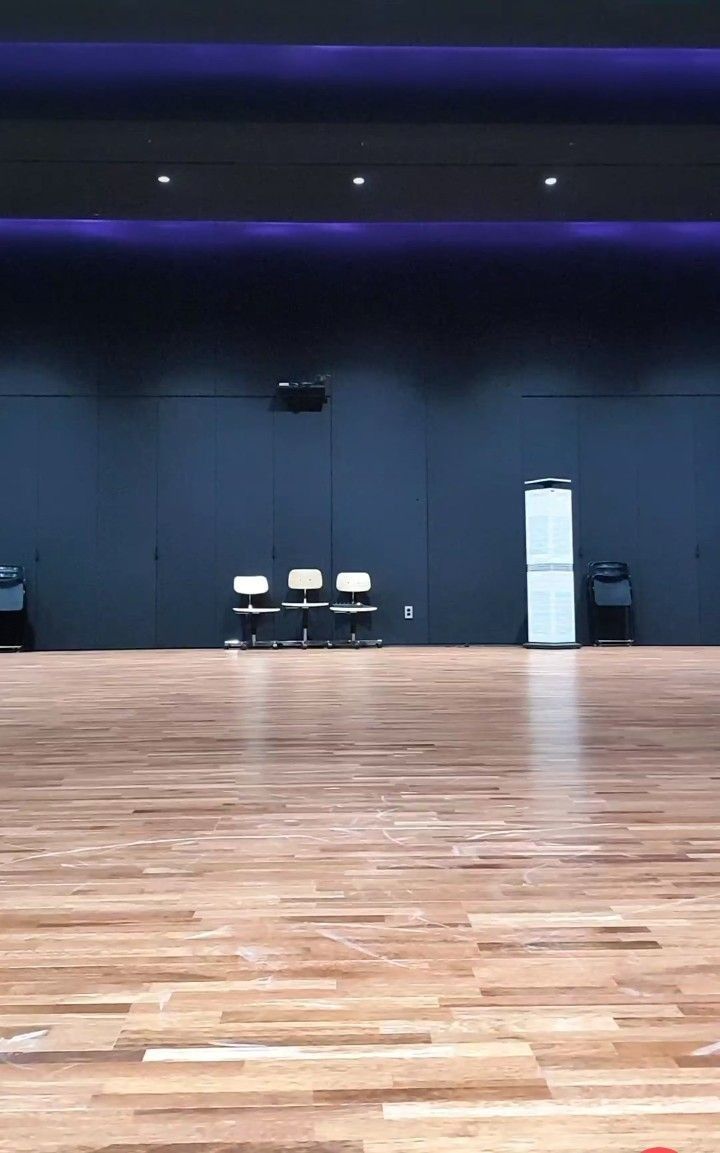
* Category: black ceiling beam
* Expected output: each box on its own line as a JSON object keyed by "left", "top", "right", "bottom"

{"left": 0, "top": 0, "right": 718, "bottom": 47}
{"left": 1, "top": 121, "right": 719, "bottom": 167}
{"left": 0, "top": 160, "right": 718, "bottom": 221}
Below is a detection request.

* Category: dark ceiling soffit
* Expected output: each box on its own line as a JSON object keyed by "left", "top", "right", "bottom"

{"left": 0, "top": 1, "right": 719, "bottom": 46}
{"left": 0, "top": 164, "right": 718, "bottom": 221}
{"left": 1, "top": 122, "right": 719, "bottom": 166}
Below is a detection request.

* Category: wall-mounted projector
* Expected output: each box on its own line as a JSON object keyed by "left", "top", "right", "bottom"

{"left": 277, "top": 376, "right": 329, "bottom": 412}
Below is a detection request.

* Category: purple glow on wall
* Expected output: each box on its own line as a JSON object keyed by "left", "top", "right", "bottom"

{"left": 0, "top": 43, "right": 719, "bottom": 103}
{"left": 0, "top": 220, "right": 719, "bottom": 254}
{"left": 0, "top": 43, "right": 718, "bottom": 87}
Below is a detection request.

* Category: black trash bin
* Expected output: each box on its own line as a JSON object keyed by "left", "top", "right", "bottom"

{"left": 587, "top": 561, "right": 634, "bottom": 645}
{"left": 0, "top": 566, "right": 27, "bottom": 651}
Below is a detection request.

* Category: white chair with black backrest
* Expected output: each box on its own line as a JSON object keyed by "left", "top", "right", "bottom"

{"left": 231, "top": 576, "right": 280, "bottom": 649}
{"left": 280, "top": 568, "right": 329, "bottom": 648}
{"left": 330, "top": 572, "right": 382, "bottom": 647}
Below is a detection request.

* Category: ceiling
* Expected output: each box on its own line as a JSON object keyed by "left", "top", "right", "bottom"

{"left": 0, "top": 1, "right": 718, "bottom": 46}
{"left": 0, "top": 4, "right": 717, "bottom": 225}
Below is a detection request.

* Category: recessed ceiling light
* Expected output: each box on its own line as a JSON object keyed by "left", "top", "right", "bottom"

{"left": 158, "top": 175, "right": 171, "bottom": 184}
{"left": 352, "top": 176, "right": 365, "bottom": 186}
{"left": 544, "top": 176, "right": 558, "bottom": 187}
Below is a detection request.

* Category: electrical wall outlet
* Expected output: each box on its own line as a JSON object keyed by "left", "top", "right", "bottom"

{"left": 404, "top": 605, "right": 414, "bottom": 620}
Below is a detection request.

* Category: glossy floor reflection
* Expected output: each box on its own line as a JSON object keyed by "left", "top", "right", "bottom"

{"left": 1, "top": 647, "right": 718, "bottom": 1152}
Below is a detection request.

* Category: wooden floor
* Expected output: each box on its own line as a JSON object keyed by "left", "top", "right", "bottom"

{"left": 1, "top": 647, "right": 720, "bottom": 1152}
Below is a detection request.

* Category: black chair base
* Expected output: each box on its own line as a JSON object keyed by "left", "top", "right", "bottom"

{"left": 225, "top": 637, "right": 279, "bottom": 650}
{"left": 329, "top": 638, "right": 383, "bottom": 648}
{"left": 330, "top": 610, "right": 382, "bottom": 648}
{"left": 524, "top": 642, "right": 581, "bottom": 650}
{"left": 277, "top": 639, "right": 329, "bottom": 649}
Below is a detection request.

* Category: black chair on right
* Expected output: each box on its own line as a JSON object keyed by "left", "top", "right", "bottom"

{"left": 587, "top": 561, "right": 634, "bottom": 646}
{"left": 0, "top": 565, "right": 27, "bottom": 652}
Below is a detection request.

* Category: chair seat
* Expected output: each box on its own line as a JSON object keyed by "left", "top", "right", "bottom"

{"left": 233, "top": 606, "right": 281, "bottom": 615}
{"left": 330, "top": 604, "right": 378, "bottom": 614}
{"left": 282, "top": 601, "right": 330, "bottom": 609}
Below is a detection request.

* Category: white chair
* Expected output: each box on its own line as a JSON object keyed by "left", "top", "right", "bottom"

{"left": 280, "top": 568, "right": 329, "bottom": 648}
{"left": 231, "top": 576, "right": 280, "bottom": 649}
{"left": 329, "top": 572, "right": 382, "bottom": 648}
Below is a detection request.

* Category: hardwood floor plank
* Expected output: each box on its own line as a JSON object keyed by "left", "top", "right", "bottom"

{"left": 1, "top": 646, "right": 719, "bottom": 1150}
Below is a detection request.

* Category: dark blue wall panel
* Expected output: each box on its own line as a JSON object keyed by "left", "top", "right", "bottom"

{"left": 578, "top": 397, "right": 699, "bottom": 644}
{"left": 578, "top": 397, "right": 639, "bottom": 571}
{"left": 215, "top": 398, "right": 274, "bottom": 643}
{"left": 97, "top": 398, "right": 158, "bottom": 649}
{"left": 331, "top": 372, "right": 428, "bottom": 645}
{"left": 156, "top": 398, "right": 216, "bottom": 647}
{"left": 36, "top": 398, "right": 98, "bottom": 649}
{"left": 0, "top": 346, "right": 97, "bottom": 397}
{"left": 2, "top": 244, "right": 720, "bottom": 649}
{"left": 428, "top": 386, "right": 525, "bottom": 643}
{"left": 695, "top": 399, "right": 720, "bottom": 643}
{"left": 634, "top": 399, "right": 699, "bottom": 644}
{"left": 0, "top": 398, "right": 38, "bottom": 615}
{"left": 522, "top": 397, "right": 580, "bottom": 488}
{"left": 578, "top": 398, "right": 639, "bottom": 642}
{"left": 273, "top": 404, "right": 332, "bottom": 642}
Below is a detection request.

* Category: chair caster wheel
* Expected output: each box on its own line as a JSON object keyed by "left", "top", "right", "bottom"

{"left": 327, "top": 641, "right": 333, "bottom": 648}
{"left": 376, "top": 640, "right": 383, "bottom": 647}
{"left": 301, "top": 640, "right": 308, "bottom": 649}
{"left": 272, "top": 641, "right": 279, "bottom": 649}
{"left": 353, "top": 641, "right": 361, "bottom": 649}
{"left": 240, "top": 642, "right": 248, "bottom": 650}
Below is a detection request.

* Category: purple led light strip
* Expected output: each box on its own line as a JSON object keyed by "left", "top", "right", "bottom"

{"left": 0, "top": 220, "right": 718, "bottom": 251}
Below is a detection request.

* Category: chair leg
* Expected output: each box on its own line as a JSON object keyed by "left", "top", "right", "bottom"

{"left": 245, "top": 616, "right": 280, "bottom": 649}
{"left": 329, "top": 610, "right": 382, "bottom": 649}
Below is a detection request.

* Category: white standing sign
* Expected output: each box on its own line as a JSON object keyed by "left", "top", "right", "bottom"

{"left": 524, "top": 478, "right": 578, "bottom": 647}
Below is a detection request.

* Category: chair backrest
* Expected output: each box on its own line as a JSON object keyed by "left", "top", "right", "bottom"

{"left": 0, "top": 566, "right": 25, "bottom": 611}
{"left": 0, "top": 565, "right": 24, "bottom": 585}
{"left": 336, "top": 571, "right": 371, "bottom": 594}
{"left": 592, "top": 578, "right": 632, "bottom": 607}
{"left": 587, "top": 561, "right": 629, "bottom": 579}
{"left": 288, "top": 568, "right": 323, "bottom": 592}
{"left": 588, "top": 562, "right": 632, "bottom": 607}
{"left": 234, "top": 575, "right": 269, "bottom": 597}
